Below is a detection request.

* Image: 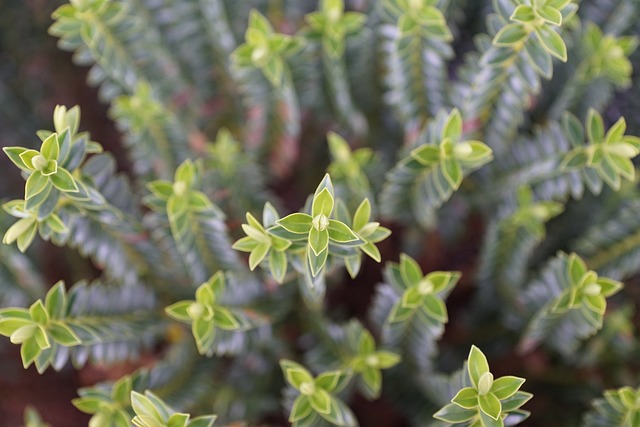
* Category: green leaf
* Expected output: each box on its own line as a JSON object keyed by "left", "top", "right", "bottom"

{"left": 3, "top": 218, "right": 36, "bottom": 246}
{"left": 50, "top": 168, "right": 79, "bottom": 193}
{"left": 112, "top": 375, "right": 133, "bottom": 403}
{"left": 3, "top": 146, "right": 32, "bottom": 171}
{"left": 249, "top": 242, "right": 270, "bottom": 270}
{"left": 277, "top": 213, "right": 313, "bottom": 234}
{"left": 269, "top": 249, "right": 288, "bottom": 283}
{"left": 131, "top": 392, "right": 163, "bottom": 423}
{"left": 524, "top": 37, "right": 553, "bottom": 78}
{"left": 455, "top": 141, "right": 493, "bottom": 166}
{"left": 232, "top": 236, "right": 259, "bottom": 252}
{"left": 583, "top": 294, "right": 606, "bottom": 315}
{"left": 388, "top": 301, "right": 415, "bottom": 323}
{"left": 535, "top": 5, "right": 562, "bottom": 26}
{"left": 165, "top": 301, "right": 193, "bottom": 322}
{"left": 280, "top": 359, "right": 314, "bottom": 390}
{"left": 441, "top": 158, "right": 463, "bottom": 188}
{"left": 0, "top": 318, "right": 32, "bottom": 336}
{"left": 16, "top": 220, "right": 38, "bottom": 253}
{"left": 501, "top": 391, "right": 533, "bottom": 412}
{"left": 48, "top": 322, "right": 81, "bottom": 346}
{"left": 188, "top": 192, "right": 211, "bottom": 211}
{"left": 423, "top": 294, "right": 448, "bottom": 323}
{"left": 478, "top": 392, "right": 502, "bottom": 420}
{"left": 175, "top": 160, "right": 196, "bottom": 188}
{"left": 561, "top": 149, "right": 588, "bottom": 169}
{"left": 587, "top": 109, "right": 605, "bottom": 143}
{"left": 309, "top": 389, "right": 332, "bottom": 414}
{"left": 290, "top": 395, "right": 313, "bottom": 422}
{"left": 552, "top": 289, "right": 574, "bottom": 313}
{"left": 399, "top": 254, "right": 423, "bottom": 287}
{"left": 307, "top": 245, "right": 328, "bottom": 277}
{"left": 376, "top": 351, "right": 401, "bottom": 368}
{"left": 360, "top": 242, "right": 381, "bottom": 262}
{"left": 491, "top": 376, "right": 525, "bottom": 400}
{"left": 353, "top": 199, "right": 371, "bottom": 231}
{"left": 468, "top": 345, "right": 490, "bottom": 389}
{"left": 41, "top": 133, "right": 60, "bottom": 161}
{"left": 309, "top": 228, "right": 329, "bottom": 256}
{"left": 20, "top": 337, "right": 40, "bottom": 368}
{"left": 433, "top": 403, "right": 476, "bottom": 423}
{"left": 568, "top": 253, "right": 587, "bottom": 284}
{"left": 30, "top": 300, "right": 49, "bottom": 325}
{"left": 327, "top": 220, "right": 358, "bottom": 243}
{"left": 262, "top": 57, "right": 284, "bottom": 86}
{"left": 212, "top": 307, "right": 241, "bottom": 330}
{"left": 45, "top": 214, "right": 67, "bottom": 234}
{"left": 188, "top": 415, "right": 216, "bottom": 427}
{"left": 479, "top": 409, "right": 504, "bottom": 427}
{"left": 312, "top": 188, "right": 334, "bottom": 218}
{"left": 168, "top": 413, "right": 189, "bottom": 427}
{"left": 494, "top": 23, "right": 529, "bottom": 46}
{"left": 596, "top": 277, "right": 622, "bottom": 297}
{"left": 25, "top": 171, "right": 48, "bottom": 201}
{"left": 606, "top": 153, "right": 634, "bottom": 181}
{"left": 452, "top": 387, "right": 479, "bottom": 409}
{"left": 411, "top": 145, "right": 440, "bottom": 165}
{"left": 535, "top": 26, "right": 567, "bottom": 61}
{"left": 361, "top": 367, "right": 382, "bottom": 397}
{"left": 510, "top": 5, "right": 535, "bottom": 23}
{"left": 442, "top": 109, "right": 463, "bottom": 139}
{"left": 192, "top": 317, "right": 215, "bottom": 354}
{"left": 72, "top": 396, "right": 104, "bottom": 414}
{"left": 19, "top": 149, "right": 40, "bottom": 171}
{"left": 401, "top": 287, "right": 423, "bottom": 308}
{"left": 315, "top": 370, "right": 351, "bottom": 393}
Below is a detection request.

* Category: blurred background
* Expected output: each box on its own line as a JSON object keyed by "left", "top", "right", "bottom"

{"left": 1, "top": 1, "right": 639, "bottom": 426}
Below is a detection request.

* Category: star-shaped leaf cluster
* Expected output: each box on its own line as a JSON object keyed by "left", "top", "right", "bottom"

{"left": 551, "top": 253, "right": 622, "bottom": 318}
{"left": 561, "top": 109, "right": 640, "bottom": 190}
{"left": 165, "top": 272, "right": 258, "bottom": 356}
{"left": 275, "top": 174, "right": 360, "bottom": 277}
{"left": 0, "top": 281, "right": 81, "bottom": 370}
{"left": 304, "top": 0, "right": 366, "bottom": 58}
{"left": 494, "top": 0, "right": 578, "bottom": 62}
{"left": 410, "top": 109, "right": 493, "bottom": 191}
{"left": 73, "top": 375, "right": 134, "bottom": 427}
{"left": 232, "top": 10, "right": 304, "bottom": 86}
{"left": 280, "top": 360, "right": 356, "bottom": 427}
{"left": 387, "top": 254, "right": 460, "bottom": 325}
{"left": 434, "top": 346, "right": 532, "bottom": 427}
{"left": 382, "top": 0, "right": 452, "bottom": 40}
{"left": 131, "top": 390, "right": 216, "bottom": 427}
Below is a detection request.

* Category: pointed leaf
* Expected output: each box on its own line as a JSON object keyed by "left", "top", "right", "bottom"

{"left": 452, "top": 387, "right": 479, "bottom": 409}
{"left": 491, "top": 376, "right": 525, "bottom": 400}
{"left": 327, "top": 220, "right": 358, "bottom": 243}
{"left": 50, "top": 168, "right": 79, "bottom": 193}
{"left": 41, "top": 133, "right": 60, "bottom": 161}
{"left": 399, "top": 254, "right": 423, "bottom": 287}
{"left": 312, "top": 188, "right": 334, "bottom": 217}
{"left": 280, "top": 359, "right": 314, "bottom": 390}
{"left": 433, "top": 403, "right": 476, "bottom": 423}
{"left": 423, "top": 294, "right": 448, "bottom": 323}
{"left": 536, "top": 26, "right": 567, "bottom": 61}
{"left": 249, "top": 242, "right": 270, "bottom": 270}
{"left": 494, "top": 23, "right": 529, "bottom": 46}
{"left": 290, "top": 395, "right": 313, "bottom": 422}
{"left": 468, "top": 346, "right": 490, "bottom": 389}
{"left": 478, "top": 392, "right": 502, "bottom": 420}
{"left": 277, "top": 213, "right": 313, "bottom": 234}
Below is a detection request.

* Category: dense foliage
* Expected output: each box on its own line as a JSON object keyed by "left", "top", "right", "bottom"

{"left": 1, "top": 0, "right": 640, "bottom": 426}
